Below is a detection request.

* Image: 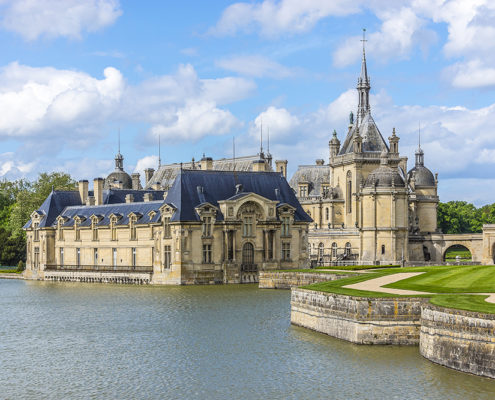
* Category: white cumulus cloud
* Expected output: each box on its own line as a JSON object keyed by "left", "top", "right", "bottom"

{"left": 0, "top": 0, "right": 122, "bottom": 40}
{"left": 216, "top": 55, "right": 295, "bottom": 78}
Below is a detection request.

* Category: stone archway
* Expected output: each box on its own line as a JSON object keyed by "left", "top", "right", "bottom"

{"left": 443, "top": 244, "right": 472, "bottom": 262}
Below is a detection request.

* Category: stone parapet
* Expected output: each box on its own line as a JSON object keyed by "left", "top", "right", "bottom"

{"left": 290, "top": 288, "right": 423, "bottom": 345}
{"left": 259, "top": 271, "right": 354, "bottom": 289}
{"left": 420, "top": 304, "right": 495, "bottom": 378}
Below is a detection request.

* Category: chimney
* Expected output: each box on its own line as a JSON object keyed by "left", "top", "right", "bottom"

{"left": 144, "top": 193, "right": 153, "bottom": 202}
{"left": 315, "top": 159, "right": 324, "bottom": 166}
{"left": 86, "top": 196, "right": 95, "bottom": 206}
{"left": 152, "top": 181, "right": 162, "bottom": 190}
{"left": 275, "top": 160, "right": 287, "bottom": 178}
{"left": 125, "top": 194, "right": 134, "bottom": 203}
{"left": 78, "top": 180, "right": 88, "bottom": 204}
{"left": 201, "top": 156, "right": 213, "bottom": 170}
{"left": 94, "top": 178, "right": 104, "bottom": 205}
{"left": 131, "top": 173, "right": 141, "bottom": 190}
{"left": 144, "top": 168, "right": 155, "bottom": 185}
{"left": 252, "top": 159, "right": 266, "bottom": 172}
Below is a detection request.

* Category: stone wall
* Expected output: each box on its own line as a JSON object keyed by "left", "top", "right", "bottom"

{"left": 259, "top": 271, "right": 354, "bottom": 289}
{"left": 290, "top": 288, "right": 423, "bottom": 345}
{"left": 420, "top": 304, "right": 495, "bottom": 378}
{"left": 44, "top": 270, "right": 152, "bottom": 284}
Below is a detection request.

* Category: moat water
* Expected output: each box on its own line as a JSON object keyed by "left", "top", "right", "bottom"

{"left": 1, "top": 280, "right": 495, "bottom": 399}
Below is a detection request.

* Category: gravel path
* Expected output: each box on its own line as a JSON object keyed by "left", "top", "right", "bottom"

{"left": 343, "top": 272, "right": 432, "bottom": 295}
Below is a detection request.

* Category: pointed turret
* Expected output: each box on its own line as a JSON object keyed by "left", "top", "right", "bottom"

{"left": 357, "top": 28, "right": 370, "bottom": 124}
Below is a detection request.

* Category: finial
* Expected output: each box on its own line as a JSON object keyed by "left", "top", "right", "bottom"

{"left": 51, "top": 185, "right": 54, "bottom": 193}
{"left": 392, "top": 127, "right": 396, "bottom": 137}
{"left": 418, "top": 122, "right": 421, "bottom": 149}
{"left": 333, "top": 129, "right": 337, "bottom": 138}
{"left": 349, "top": 111, "right": 354, "bottom": 125}
{"left": 361, "top": 28, "right": 367, "bottom": 57}
{"left": 260, "top": 117, "right": 263, "bottom": 154}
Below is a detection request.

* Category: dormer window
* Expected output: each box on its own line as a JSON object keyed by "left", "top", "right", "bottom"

{"left": 92, "top": 220, "right": 98, "bottom": 241}
{"left": 281, "top": 216, "right": 291, "bottom": 237}
{"left": 130, "top": 216, "right": 137, "bottom": 240}
{"left": 33, "top": 222, "right": 39, "bottom": 241}
{"left": 299, "top": 185, "right": 308, "bottom": 198}
{"left": 74, "top": 221, "right": 80, "bottom": 241}
{"left": 163, "top": 217, "right": 171, "bottom": 238}
{"left": 202, "top": 216, "right": 212, "bottom": 237}
{"left": 110, "top": 217, "right": 117, "bottom": 241}
{"left": 322, "top": 185, "right": 330, "bottom": 197}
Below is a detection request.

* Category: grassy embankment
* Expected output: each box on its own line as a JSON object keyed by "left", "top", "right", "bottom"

{"left": 302, "top": 265, "right": 495, "bottom": 314}
{"left": 0, "top": 266, "right": 21, "bottom": 274}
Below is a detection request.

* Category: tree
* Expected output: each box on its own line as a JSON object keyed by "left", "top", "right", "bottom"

{"left": 8, "top": 172, "right": 76, "bottom": 237}
{"left": 437, "top": 201, "right": 493, "bottom": 234}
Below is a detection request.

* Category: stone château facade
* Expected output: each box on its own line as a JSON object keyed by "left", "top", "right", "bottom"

{"left": 23, "top": 155, "right": 311, "bottom": 284}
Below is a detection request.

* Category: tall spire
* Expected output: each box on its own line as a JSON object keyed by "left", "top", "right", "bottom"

{"left": 260, "top": 117, "right": 264, "bottom": 155}
{"left": 115, "top": 129, "right": 123, "bottom": 171}
{"left": 415, "top": 122, "right": 424, "bottom": 167}
{"left": 357, "top": 28, "right": 371, "bottom": 124}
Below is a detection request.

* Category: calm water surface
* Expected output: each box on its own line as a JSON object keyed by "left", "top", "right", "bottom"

{"left": 1, "top": 280, "right": 495, "bottom": 399}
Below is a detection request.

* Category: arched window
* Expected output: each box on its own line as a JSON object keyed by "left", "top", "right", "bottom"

{"left": 381, "top": 245, "right": 385, "bottom": 255}
{"left": 318, "top": 243, "right": 324, "bottom": 260}
{"left": 346, "top": 171, "right": 352, "bottom": 214}
{"left": 242, "top": 242, "right": 254, "bottom": 267}
{"left": 331, "top": 242, "right": 338, "bottom": 258}
{"left": 345, "top": 242, "right": 351, "bottom": 257}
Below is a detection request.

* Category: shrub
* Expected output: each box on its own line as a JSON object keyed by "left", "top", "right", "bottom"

{"left": 16, "top": 260, "right": 25, "bottom": 272}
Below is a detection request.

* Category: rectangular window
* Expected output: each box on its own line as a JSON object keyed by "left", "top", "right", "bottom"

{"left": 203, "top": 244, "right": 212, "bottom": 263}
{"left": 227, "top": 231, "right": 234, "bottom": 261}
{"left": 282, "top": 242, "right": 291, "bottom": 261}
{"left": 132, "top": 247, "right": 136, "bottom": 267}
{"left": 34, "top": 247, "right": 39, "bottom": 269}
{"left": 76, "top": 248, "right": 81, "bottom": 266}
{"left": 60, "top": 247, "right": 64, "bottom": 266}
{"left": 299, "top": 185, "right": 307, "bottom": 198}
{"left": 92, "top": 223, "right": 98, "bottom": 241}
{"left": 163, "top": 217, "right": 171, "bottom": 238}
{"left": 94, "top": 248, "right": 98, "bottom": 266}
{"left": 75, "top": 223, "right": 80, "bottom": 241}
{"left": 33, "top": 222, "right": 39, "bottom": 241}
{"left": 268, "top": 231, "right": 274, "bottom": 260}
{"left": 151, "top": 247, "right": 154, "bottom": 266}
{"left": 111, "top": 221, "right": 117, "bottom": 241}
{"left": 164, "top": 245, "right": 171, "bottom": 269}
{"left": 58, "top": 223, "right": 64, "bottom": 240}
{"left": 243, "top": 217, "right": 253, "bottom": 237}
{"left": 202, "top": 216, "right": 212, "bottom": 237}
{"left": 113, "top": 248, "right": 117, "bottom": 267}
{"left": 281, "top": 217, "right": 291, "bottom": 237}
{"left": 130, "top": 219, "right": 137, "bottom": 240}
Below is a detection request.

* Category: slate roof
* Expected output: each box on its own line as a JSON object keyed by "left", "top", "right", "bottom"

{"left": 59, "top": 201, "right": 162, "bottom": 227}
{"left": 339, "top": 112, "right": 389, "bottom": 155}
{"left": 24, "top": 170, "right": 311, "bottom": 229}
{"left": 145, "top": 154, "right": 273, "bottom": 189}
{"left": 289, "top": 165, "right": 330, "bottom": 197}
{"left": 23, "top": 189, "right": 165, "bottom": 229}
{"left": 165, "top": 169, "right": 311, "bottom": 222}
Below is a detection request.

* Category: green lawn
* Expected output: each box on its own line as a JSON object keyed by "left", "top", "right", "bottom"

{"left": 315, "top": 265, "right": 399, "bottom": 271}
{"left": 301, "top": 265, "right": 495, "bottom": 314}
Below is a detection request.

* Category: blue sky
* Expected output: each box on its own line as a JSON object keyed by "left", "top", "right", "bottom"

{"left": 1, "top": 0, "right": 495, "bottom": 205}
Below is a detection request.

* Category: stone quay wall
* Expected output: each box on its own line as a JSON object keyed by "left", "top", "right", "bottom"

{"left": 259, "top": 271, "right": 355, "bottom": 289}
{"left": 420, "top": 304, "right": 495, "bottom": 378}
{"left": 290, "top": 288, "right": 423, "bottom": 345}
{"left": 44, "top": 270, "right": 152, "bottom": 284}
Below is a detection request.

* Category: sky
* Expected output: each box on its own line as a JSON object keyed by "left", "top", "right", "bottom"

{"left": 0, "top": 0, "right": 494, "bottom": 205}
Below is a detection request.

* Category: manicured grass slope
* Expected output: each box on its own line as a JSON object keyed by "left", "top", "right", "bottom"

{"left": 303, "top": 265, "right": 495, "bottom": 314}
